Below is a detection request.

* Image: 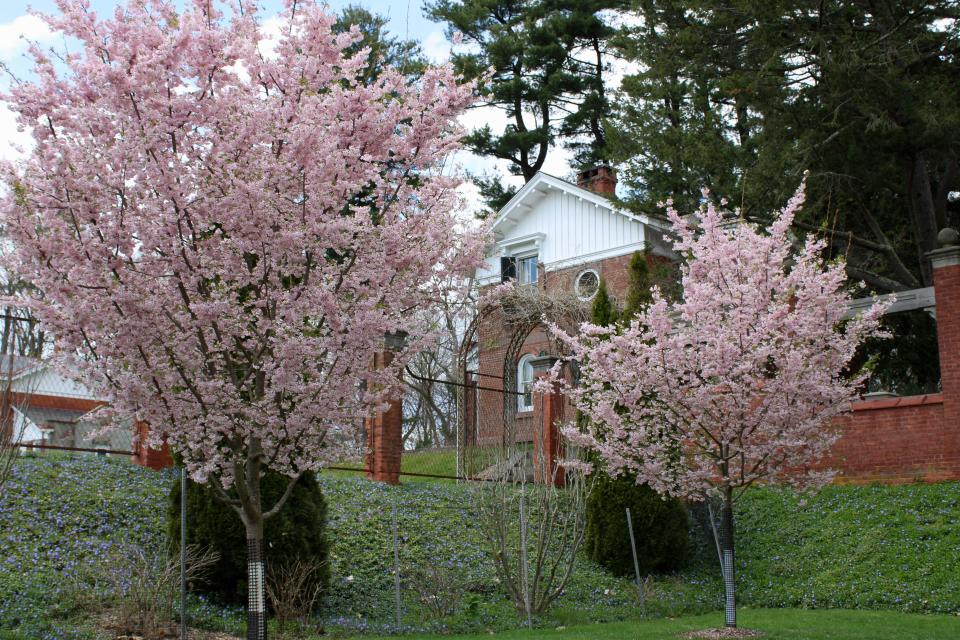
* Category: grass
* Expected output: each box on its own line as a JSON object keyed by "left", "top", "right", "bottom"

{"left": 352, "top": 609, "right": 960, "bottom": 640}
{"left": 2, "top": 455, "right": 960, "bottom": 638}
{"left": 326, "top": 449, "right": 459, "bottom": 482}
{"left": 397, "top": 448, "right": 458, "bottom": 480}
{"left": 733, "top": 484, "right": 960, "bottom": 612}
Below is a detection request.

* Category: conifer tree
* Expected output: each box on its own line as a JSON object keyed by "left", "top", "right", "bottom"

{"left": 590, "top": 278, "right": 619, "bottom": 328}
{"left": 427, "top": 0, "right": 627, "bottom": 211}
{"left": 622, "top": 251, "right": 653, "bottom": 320}
{"left": 582, "top": 258, "right": 689, "bottom": 577}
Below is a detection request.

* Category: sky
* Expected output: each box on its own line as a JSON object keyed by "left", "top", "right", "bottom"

{"left": 0, "top": 1, "right": 580, "bottom": 214}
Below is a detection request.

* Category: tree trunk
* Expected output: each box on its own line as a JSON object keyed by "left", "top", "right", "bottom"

{"left": 721, "top": 486, "right": 736, "bottom": 628}
{"left": 245, "top": 514, "right": 267, "bottom": 640}
{"left": 242, "top": 440, "right": 267, "bottom": 640}
{"left": 909, "top": 153, "right": 940, "bottom": 286}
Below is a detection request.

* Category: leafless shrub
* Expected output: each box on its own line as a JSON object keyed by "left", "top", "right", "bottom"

{"left": 94, "top": 544, "right": 218, "bottom": 639}
{"left": 401, "top": 553, "right": 481, "bottom": 619}
{"left": 474, "top": 454, "right": 591, "bottom": 617}
{"left": 0, "top": 349, "right": 44, "bottom": 493}
{"left": 265, "top": 558, "right": 326, "bottom": 636}
{"left": 493, "top": 283, "right": 590, "bottom": 330}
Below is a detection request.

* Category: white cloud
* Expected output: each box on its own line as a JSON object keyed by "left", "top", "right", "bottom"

{"left": 256, "top": 14, "right": 288, "bottom": 60}
{"left": 0, "top": 101, "right": 33, "bottom": 163}
{"left": 0, "top": 14, "right": 56, "bottom": 61}
{"left": 421, "top": 30, "right": 451, "bottom": 64}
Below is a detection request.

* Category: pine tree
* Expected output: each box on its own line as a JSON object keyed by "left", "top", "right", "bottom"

{"left": 610, "top": 0, "right": 960, "bottom": 293}
{"left": 622, "top": 251, "right": 653, "bottom": 320}
{"left": 333, "top": 5, "right": 426, "bottom": 82}
{"left": 427, "top": 0, "right": 627, "bottom": 211}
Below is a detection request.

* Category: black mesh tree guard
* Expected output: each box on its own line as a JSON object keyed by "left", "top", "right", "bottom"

{"left": 247, "top": 537, "right": 266, "bottom": 640}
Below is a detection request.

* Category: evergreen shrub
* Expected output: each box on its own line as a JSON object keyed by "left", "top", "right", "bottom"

{"left": 584, "top": 473, "right": 689, "bottom": 577}
{"left": 168, "top": 470, "right": 330, "bottom": 607}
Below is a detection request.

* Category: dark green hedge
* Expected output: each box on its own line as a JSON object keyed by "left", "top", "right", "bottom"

{"left": 584, "top": 473, "right": 689, "bottom": 577}
{"left": 168, "top": 470, "right": 330, "bottom": 607}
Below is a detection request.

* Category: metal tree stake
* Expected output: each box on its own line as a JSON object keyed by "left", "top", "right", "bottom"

{"left": 625, "top": 507, "right": 644, "bottom": 612}
{"left": 392, "top": 504, "right": 402, "bottom": 630}
{"left": 180, "top": 467, "right": 188, "bottom": 640}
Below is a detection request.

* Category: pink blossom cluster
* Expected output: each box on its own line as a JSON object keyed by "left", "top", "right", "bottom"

{"left": 1, "top": 0, "right": 487, "bottom": 484}
{"left": 553, "top": 183, "right": 888, "bottom": 499}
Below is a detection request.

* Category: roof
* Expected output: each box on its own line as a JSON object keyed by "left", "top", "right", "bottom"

{"left": 490, "top": 171, "right": 670, "bottom": 240}
{"left": 16, "top": 406, "right": 87, "bottom": 428}
{"left": 0, "top": 355, "right": 43, "bottom": 378}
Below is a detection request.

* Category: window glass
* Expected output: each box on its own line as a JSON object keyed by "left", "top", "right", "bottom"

{"left": 518, "top": 255, "right": 538, "bottom": 285}
{"left": 518, "top": 355, "right": 534, "bottom": 411}
{"left": 575, "top": 270, "right": 600, "bottom": 300}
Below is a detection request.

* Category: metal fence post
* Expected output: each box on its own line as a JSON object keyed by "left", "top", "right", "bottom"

{"left": 180, "top": 467, "right": 188, "bottom": 640}
{"left": 519, "top": 485, "right": 532, "bottom": 629}
{"left": 625, "top": 507, "right": 643, "bottom": 611}
{"left": 392, "top": 504, "right": 402, "bottom": 630}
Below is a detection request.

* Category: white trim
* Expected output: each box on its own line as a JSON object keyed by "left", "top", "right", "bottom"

{"left": 517, "top": 354, "right": 535, "bottom": 413}
{"left": 844, "top": 286, "right": 936, "bottom": 319}
{"left": 478, "top": 242, "right": 665, "bottom": 286}
{"left": 491, "top": 172, "right": 669, "bottom": 236}
{"left": 543, "top": 242, "right": 654, "bottom": 272}
{"left": 499, "top": 232, "right": 545, "bottom": 253}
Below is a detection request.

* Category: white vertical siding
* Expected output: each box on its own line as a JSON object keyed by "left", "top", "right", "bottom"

{"left": 479, "top": 182, "right": 652, "bottom": 283}
{"left": 13, "top": 368, "right": 100, "bottom": 399}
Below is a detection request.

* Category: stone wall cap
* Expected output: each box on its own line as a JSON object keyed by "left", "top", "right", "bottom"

{"left": 938, "top": 227, "right": 959, "bottom": 247}
{"left": 927, "top": 241, "right": 960, "bottom": 269}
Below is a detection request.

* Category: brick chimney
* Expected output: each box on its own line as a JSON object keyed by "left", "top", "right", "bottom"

{"left": 576, "top": 166, "right": 617, "bottom": 196}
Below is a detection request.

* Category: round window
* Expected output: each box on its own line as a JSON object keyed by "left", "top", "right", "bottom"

{"left": 575, "top": 270, "right": 600, "bottom": 300}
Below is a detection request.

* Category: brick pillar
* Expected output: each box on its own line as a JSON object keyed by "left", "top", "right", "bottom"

{"left": 530, "top": 355, "right": 565, "bottom": 487}
{"left": 542, "top": 381, "right": 565, "bottom": 487}
{"left": 929, "top": 229, "right": 960, "bottom": 473}
{"left": 133, "top": 419, "right": 173, "bottom": 470}
{"left": 366, "top": 350, "right": 403, "bottom": 485}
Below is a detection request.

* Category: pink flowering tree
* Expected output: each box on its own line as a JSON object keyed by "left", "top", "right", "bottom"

{"left": 551, "top": 184, "right": 886, "bottom": 629}
{"left": 0, "top": 1, "right": 485, "bottom": 636}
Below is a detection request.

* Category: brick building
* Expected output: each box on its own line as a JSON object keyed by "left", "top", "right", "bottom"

{"left": 469, "top": 167, "right": 671, "bottom": 449}
{"left": 459, "top": 168, "right": 960, "bottom": 485}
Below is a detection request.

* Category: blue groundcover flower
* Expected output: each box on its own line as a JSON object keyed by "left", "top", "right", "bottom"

{"left": 1, "top": 456, "right": 959, "bottom": 636}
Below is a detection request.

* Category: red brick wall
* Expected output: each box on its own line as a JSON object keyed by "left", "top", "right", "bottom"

{"left": 366, "top": 350, "right": 402, "bottom": 484}
{"left": 475, "top": 243, "right": 960, "bottom": 485}
{"left": 830, "top": 395, "right": 955, "bottom": 483}
{"left": 831, "top": 247, "right": 960, "bottom": 483}
{"left": 134, "top": 419, "right": 173, "bottom": 470}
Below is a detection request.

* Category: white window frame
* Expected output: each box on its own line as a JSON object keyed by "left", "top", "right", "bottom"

{"left": 517, "top": 354, "right": 535, "bottom": 412}
{"left": 517, "top": 253, "right": 538, "bottom": 286}
{"left": 574, "top": 269, "right": 600, "bottom": 300}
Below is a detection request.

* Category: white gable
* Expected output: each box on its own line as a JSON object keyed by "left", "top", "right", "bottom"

{"left": 477, "top": 172, "right": 668, "bottom": 284}
{"left": 12, "top": 365, "right": 100, "bottom": 400}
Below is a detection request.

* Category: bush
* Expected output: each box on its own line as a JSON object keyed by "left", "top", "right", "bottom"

{"left": 584, "top": 473, "right": 689, "bottom": 577}
{"left": 168, "top": 470, "right": 330, "bottom": 608}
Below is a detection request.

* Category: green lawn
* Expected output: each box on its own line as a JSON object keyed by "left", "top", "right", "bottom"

{"left": 354, "top": 608, "right": 960, "bottom": 640}
{"left": 326, "top": 448, "right": 459, "bottom": 481}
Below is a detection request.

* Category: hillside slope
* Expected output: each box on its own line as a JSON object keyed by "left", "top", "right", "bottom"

{"left": 0, "top": 456, "right": 957, "bottom": 637}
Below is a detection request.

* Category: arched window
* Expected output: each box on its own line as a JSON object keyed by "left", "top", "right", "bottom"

{"left": 518, "top": 354, "right": 535, "bottom": 411}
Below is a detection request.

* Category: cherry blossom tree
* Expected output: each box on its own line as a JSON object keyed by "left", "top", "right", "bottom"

{"left": 0, "top": 1, "right": 485, "bottom": 636}
{"left": 552, "top": 183, "right": 887, "bottom": 629}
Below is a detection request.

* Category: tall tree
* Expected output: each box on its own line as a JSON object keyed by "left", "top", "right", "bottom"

{"left": 554, "top": 185, "right": 886, "bottom": 628}
{"left": 610, "top": 0, "right": 960, "bottom": 292}
{"left": 427, "top": 0, "right": 626, "bottom": 211}
{"left": 334, "top": 4, "right": 426, "bottom": 82}
{"left": 0, "top": 1, "right": 484, "bottom": 637}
